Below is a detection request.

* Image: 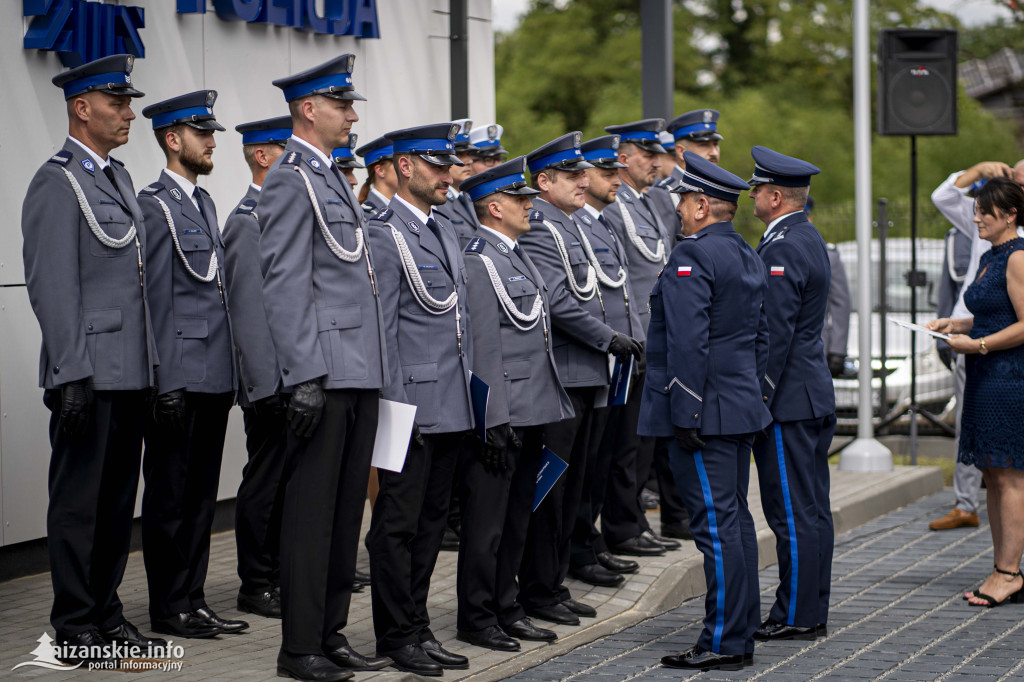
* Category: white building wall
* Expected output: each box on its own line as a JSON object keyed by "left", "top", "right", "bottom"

{"left": 0, "top": 0, "right": 494, "bottom": 545}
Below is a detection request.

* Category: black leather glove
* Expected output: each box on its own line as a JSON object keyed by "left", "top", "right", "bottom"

{"left": 608, "top": 333, "right": 643, "bottom": 362}
{"left": 411, "top": 424, "right": 425, "bottom": 447}
{"left": 287, "top": 380, "right": 324, "bottom": 438}
{"left": 59, "top": 379, "right": 93, "bottom": 437}
{"left": 482, "top": 424, "right": 517, "bottom": 474}
{"left": 674, "top": 426, "right": 705, "bottom": 452}
{"left": 827, "top": 353, "right": 846, "bottom": 378}
{"left": 153, "top": 389, "right": 186, "bottom": 432}
{"left": 253, "top": 393, "right": 287, "bottom": 418}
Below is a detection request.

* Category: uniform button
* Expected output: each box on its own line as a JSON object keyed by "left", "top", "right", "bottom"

{"left": 248, "top": 385, "right": 254, "bottom": 392}
{"left": 87, "top": 324, "right": 94, "bottom": 331}
{"left": 408, "top": 375, "right": 414, "bottom": 381}
{"left": 331, "top": 319, "right": 336, "bottom": 326}
{"left": 176, "top": 329, "right": 182, "bottom": 336}
{"left": 693, "top": 413, "right": 699, "bottom": 420}
{"left": 53, "top": 366, "right": 60, "bottom": 375}
{"left": 763, "top": 395, "right": 768, "bottom": 402}
{"left": 504, "top": 372, "right": 509, "bottom": 377}
{"left": 282, "top": 368, "right": 289, "bottom": 375}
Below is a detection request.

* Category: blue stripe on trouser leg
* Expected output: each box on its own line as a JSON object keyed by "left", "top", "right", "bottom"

{"left": 693, "top": 449, "right": 725, "bottom": 652}
{"left": 774, "top": 422, "right": 800, "bottom": 626}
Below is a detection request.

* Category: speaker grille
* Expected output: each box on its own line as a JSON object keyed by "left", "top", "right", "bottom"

{"left": 887, "top": 67, "right": 952, "bottom": 130}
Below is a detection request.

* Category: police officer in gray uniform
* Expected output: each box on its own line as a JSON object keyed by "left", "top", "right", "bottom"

{"left": 259, "top": 55, "right": 391, "bottom": 681}
{"left": 137, "top": 90, "right": 245, "bottom": 640}
{"left": 517, "top": 133, "right": 643, "bottom": 626}
{"left": 332, "top": 133, "right": 362, "bottom": 190}
{"left": 223, "top": 116, "right": 292, "bottom": 620}
{"left": 458, "top": 157, "right": 574, "bottom": 651}
{"left": 438, "top": 118, "right": 480, "bottom": 246}
{"left": 365, "top": 123, "right": 475, "bottom": 677}
{"left": 356, "top": 136, "right": 396, "bottom": 219}
{"left": 25, "top": 54, "right": 163, "bottom": 660}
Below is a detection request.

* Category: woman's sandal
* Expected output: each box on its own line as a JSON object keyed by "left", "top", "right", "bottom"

{"left": 967, "top": 566, "right": 1024, "bottom": 608}
{"left": 964, "top": 564, "right": 997, "bottom": 600}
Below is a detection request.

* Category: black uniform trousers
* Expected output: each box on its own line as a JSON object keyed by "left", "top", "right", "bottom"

{"left": 456, "top": 425, "right": 541, "bottom": 632}
{"left": 649, "top": 436, "right": 689, "bottom": 528}
{"left": 570, "top": 404, "right": 614, "bottom": 568}
{"left": 595, "top": 375, "right": 649, "bottom": 548}
{"left": 142, "top": 391, "right": 233, "bottom": 618}
{"left": 234, "top": 403, "right": 289, "bottom": 594}
{"left": 46, "top": 389, "right": 148, "bottom": 639}
{"left": 518, "top": 387, "right": 600, "bottom": 609}
{"left": 369, "top": 430, "right": 464, "bottom": 651}
{"left": 668, "top": 436, "right": 759, "bottom": 656}
{"left": 753, "top": 415, "right": 836, "bottom": 628}
{"left": 279, "top": 389, "right": 378, "bottom": 655}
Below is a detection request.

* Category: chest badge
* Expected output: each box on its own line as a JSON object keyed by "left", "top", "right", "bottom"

{"left": 408, "top": 221, "right": 420, "bottom": 234}
{"left": 497, "top": 242, "right": 509, "bottom": 254}
{"left": 81, "top": 159, "right": 95, "bottom": 173}
{"left": 308, "top": 157, "right": 321, "bottom": 170}
{"left": 169, "top": 188, "right": 182, "bottom": 201}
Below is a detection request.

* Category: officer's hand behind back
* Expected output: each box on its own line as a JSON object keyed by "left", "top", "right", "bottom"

{"left": 827, "top": 353, "right": 846, "bottom": 378}
{"left": 609, "top": 333, "right": 643, "bottom": 362}
{"left": 674, "top": 426, "right": 705, "bottom": 452}
{"left": 253, "top": 393, "right": 287, "bottom": 418}
{"left": 153, "top": 389, "right": 186, "bottom": 432}
{"left": 287, "top": 380, "right": 324, "bottom": 438}
{"left": 59, "top": 379, "right": 93, "bottom": 437}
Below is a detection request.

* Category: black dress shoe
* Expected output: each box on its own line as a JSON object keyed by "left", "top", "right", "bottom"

{"left": 237, "top": 589, "right": 282, "bottom": 619}
{"left": 325, "top": 644, "right": 392, "bottom": 671}
{"left": 641, "top": 487, "right": 660, "bottom": 510}
{"left": 101, "top": 620, "right": 167, "bottom": 650}
{"left": 440, "top": 525, "right": 460, "bottom": 551}
{"left": 609, "top": 535, "right": 665, "bottom": 557}
{"left": 525, "top": 602, "right": 579, "bottom": 625}
{"left": 641, "top": 529, "right": 681, "bottom": 550}
{"left": 570, "top": 563, "right": 625, "bottom": 587}
{"left": 193, "top": 606, "right": 249, "bottom": 633}
{"left": 562, "top": 598, "right": 597, "bottom": 617}
{"left": 277, "top": 651, "right": 353, "bottom": 681}
{"left": 661, "top": 645, "right": 744, "bottom": 671}
{"left": 816, "top": 623, "right": 828, "bottom": 637}
{"left": 456, "top": 625, "right": 520, "bottom": 652}
{"left": 353, "top": 568, "right": 370, "bottom": 584}
{"left": 744, "top": 652, "right": 754, "bottom": 666}
{"left": 661, "top": 521, "right": 693, "bottom": 540}
{"left": 753, "top": 619, "right": 819, "bottom": 641}
{"left": 151, "top": 612, "right": 222, "bottom": 639}
{"left": 420, "top": 638, "right": 469, "bottom": 668}
{"left": 379, "top": 644, "right": 442, "bottom": 676}
{"left": 56, "top": 630, "right": 116, "bottom": 664}
{"left": 597, "top": 552, "right": 639, "bottom": 574}
{"left": 503, "top": 617, "right": 557, "bottom": 641}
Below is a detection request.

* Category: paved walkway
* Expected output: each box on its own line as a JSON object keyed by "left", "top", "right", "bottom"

{"left": 509, "top": 490, "right": 1024, "bottom": 682}
{"left": 0, "top": 465, "right": 944, "bottom": 680}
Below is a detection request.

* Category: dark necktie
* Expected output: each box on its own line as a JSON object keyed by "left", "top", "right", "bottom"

{"left": 193, "top": 188, "right": 209, "bottom": 227}
{"left": 102, "top": 165, "right": 122, "bottom": 199}
{"left": 513, "top": 243, "right": 522, "bottom": 257}
{"left": 426, "top": 217, "right": 450, "bottom": 272}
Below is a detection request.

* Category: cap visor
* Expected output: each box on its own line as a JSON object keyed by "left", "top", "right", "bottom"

{"left": 473, "top": 146, "right": 508, "bottom": 157}
{"left": 686, "top": 132, "right": 724, "bottom": 142}
{"left": 556, "top": 160, "right": 594, "bottom": 172}
{"left": 186, "top": 119, "right": 226, "bottom": 131}
{"left": 96, "top": 86, "right": 145, "bottom": 98}
{"left": 335, "top": 159, "right": 365, "bottom": 169}
{"left": 501, "top": 185, "right": 541, "bottom": 196}
{"left": 590, "top": 160, "right": 627, "bottom": 169}
{"left": 322, "top": 90, "right": 367, "bottom": 102}
{"left": 419, "top": 153, "right": 464, "bottom": 167}
{"left": 746, "top": 176, "right": 769, "bottom": 186}
{"left": 637, "top": 141, "right": 667, "bottom": 154}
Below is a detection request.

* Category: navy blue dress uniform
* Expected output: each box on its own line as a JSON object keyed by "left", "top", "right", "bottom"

{"left": 748, "top": 146, "right": 837, "bottom": 639}
{"left": 364, "top": 124, "right": 477, "bottom": 667}
{"left": 258, "top": 55, "right": 391, "bottom": 672}
{"left": 516, "top": 133, "right": 636, "bottom": 623}
{"left": 457, "top": 158, "right": 574, "bottom": 643}
{"left": 356, "top": 136, "right": 394, "bottom": 219}
{"left": 24, "top": 55, "right": 159, "bottom": 649}
{"left": 136, "top": 90, "right": 242, "bottom": 636}
{"left": 224, "top": 116, "right": 292, "bottom": 617}
{"left": 438, "top": 119, "right": 480, "bottom": 247}
{"left": 648, "top": 109, "right": 725, "bottom": 241}
{"left": 639, "top": 152, "right": 770, "bottom": 664}
{"left": 568, "top": 136, "right": 649, "bottom": 575}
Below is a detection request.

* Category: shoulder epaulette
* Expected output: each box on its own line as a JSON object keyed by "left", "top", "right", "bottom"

{"left": 620, "top": 191, "right": 634, "bottom": 203}
{"left": 371, "top": 207, "right": 393, "bottom": 223}
{"left": 140, "top": 181, "right": 164, "bottom": 195}
{"left": 48, "top": 150, "right": 73, "bottom": 166}
{"left": 281, "top": 150, "right": 301, "bottom": 166}
{"left": 108, "top": 156, "right": 125, "bottom": 167}
{"left": 236, "top": 198, "right": 257, "bottom": 215}
{"left": 465, "top": 237, "right": 486, "bottom": 253}
{"left": 361, "top": 202, "right": 373, "bottom": 211}
{"left": 655, "top": 177, "right": 673, "bottom": 189}
{"left": 530, "top": 210, "right": 544, "bottom": 222}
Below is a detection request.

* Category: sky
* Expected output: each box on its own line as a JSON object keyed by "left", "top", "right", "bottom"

{"left": 491, "top": 0, "right": 1015, "bottom": 33}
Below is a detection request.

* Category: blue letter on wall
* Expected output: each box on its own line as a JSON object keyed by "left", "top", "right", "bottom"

{"left": 24, "top": 0, "right": 145, "bottom": 67}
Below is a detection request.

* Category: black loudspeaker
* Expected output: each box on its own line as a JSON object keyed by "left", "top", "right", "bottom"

{"left": 877, "top": 28, "right": 958, "bottom": 136}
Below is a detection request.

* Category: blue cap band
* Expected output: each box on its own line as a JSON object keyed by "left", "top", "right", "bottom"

{"left": 528, "top": 147, "right": 583, "bottom": 174}
{"left": 618, "top": 130, "right": 658, "bottom": 142}
{"left": 364, "top": 145, "right": 394, "bottom": 166}
{"left": 61, "top": 71, "right": 131, "bottom": 98}
{"left": 582, "top": 147, "right": 618, "bottom": 162}
{"left": 393, "top": 138, "right": 454, "bottom": 154}
{"left": 673, "top": 122, "right": 717, "bottom": 139}
{"left": 474, "top": 138, "right": 502, "bottom": 148}
{"left": 465, "top": 172, "right": 527, "bottom": 202}
{"left": 281, "top": 73, "right": 353, "bottom": 101}
{"left": 241, "top": 127, "right": 291, "bottom": 145}
{"left": 332, "top": 147, "right": 355, "bottom": 159}
{"left": 152, "top": 106, "right": 214, "bottom": 129}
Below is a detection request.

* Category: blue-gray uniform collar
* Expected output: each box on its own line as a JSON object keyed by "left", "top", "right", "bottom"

{"left": 288, "top": 134, "right": 333, "bottom": 171}
{"left": 164, "top": 168, "right": 200, "bottom": 209}
{"left": 370, "top": 187, "right": 390, "bottom": 206}
{"left": 67, "top": 136, "right": 110, "bottom": 170}
{"left": 623, "top": 183, "right": 643, "bottom": 200}
{"left": 581, "top": 203, "right": 601, "bottom": 220}
{"left": 392, "top": 193, "right": 434, "bottom": 227}
{"left": 534, "top": 197, "right": 573, "bottom": 224}
{"left": 477, "top": 224, "right": 517, "bottom": 252}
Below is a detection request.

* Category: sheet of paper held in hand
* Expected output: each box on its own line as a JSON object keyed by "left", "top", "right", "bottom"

{"left": 372, "top": 400, "right": 417, "bottom": 473}
{"left": 888, "top": 318, "right": 951, "bottom": 341}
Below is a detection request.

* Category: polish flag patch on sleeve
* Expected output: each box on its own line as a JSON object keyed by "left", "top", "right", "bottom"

{"left": 677, "top": 266, "right": 692, "bottom": 277}
{"left": 770, "top": 266, "right": 785, "bottom": 276}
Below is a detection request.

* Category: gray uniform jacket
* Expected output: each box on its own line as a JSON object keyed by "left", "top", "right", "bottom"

{"left": 647, "top": 167, "right": 683, "bottom": 243}
{"left": 601, "top": 186, "right": 671, "bottom": 332}
{"left": 464, "top": 232, "right": 574, "bottom": 427}
{"left": 22, "top": 139, "right": 158, "bottom": 390}
{"left": 572, "top": 208, "right": 645, "bottom": 343}
{"left": 367, "top": 200, "right": 474, "bottom": 434}
{"left": 360, "top": 189, "right": 388, "bottom": 221}
{"left": 258, "top": 139, "right": 387, "bottom": 391}
{"left": 518, "top": 198, "right": 616, "bottom": 388}
{"left": 822, "top": 244, "right": 851, "bottom": 358}
{"left": 439, "top": 190, "right": 479, "bottom": 247}
{"left": 138, "top": 171, "right": 236, "bottom": 396}
{"left": 222, "top": 185, "right": 281, "bottom": 406}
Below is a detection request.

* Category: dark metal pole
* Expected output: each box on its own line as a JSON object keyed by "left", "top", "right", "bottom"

{"left": 877, "top": 198, "right": 888, "bottom": 424}
{"left": 909, "top": 135, "right": 918, "bottom": 464}
{"left": 641, "top": 0, "right": 673, "bottom": 120}
{"left": 450, "top": 0, "right": 469, "bottom": 119}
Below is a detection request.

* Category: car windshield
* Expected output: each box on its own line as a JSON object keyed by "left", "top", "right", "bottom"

{"left": 836, "top": 238, "right": 944, "bottom": 314}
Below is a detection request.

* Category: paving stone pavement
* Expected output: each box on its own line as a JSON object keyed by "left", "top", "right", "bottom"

{"left": 507, "top": 490, "right": 1024, "bottom": 682}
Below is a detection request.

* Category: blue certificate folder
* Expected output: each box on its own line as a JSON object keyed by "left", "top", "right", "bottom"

{"left": 532, "top": 446, "right": 568, "bottom": 512}
{"left": 607, "top": 356, "right": 633, "bottom": 407}
{"left": 469, "top": 372, "right": 489, "bottom": 442}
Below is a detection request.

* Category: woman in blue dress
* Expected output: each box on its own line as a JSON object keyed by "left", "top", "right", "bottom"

{"left": 928, "top": 177, "right": 1024, "bottom": 608}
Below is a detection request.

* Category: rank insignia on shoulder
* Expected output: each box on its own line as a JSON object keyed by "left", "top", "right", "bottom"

{"left": 48, "top": 150, "right": 73, "bottom": 166}
{"left": 236, "top": 199, "right": 257, "bottom": 215}
{"left": 496, "top": 242, "right": 509, "bottom": 254}
{"left": 307, "top": 157, "right": 321, "bottom": 170}
{"left": 465, "top": 237, "right": 485, "bottom": 253}
{"left": 580, "top": 214, "right": 592, "bottom": 225}
{"left": 81, "top": 159, "right": 95, "bottom": 173}
{"left": 407, "top": 220, "right": 420, "bottom": 234}
{"left": 530, "top": 210, "right": 543, "bottom": 222}
{"left": 169, "top": 188, "right": 182, "bottom": 201}
{"left": 374, "top": 207, "right": 393, "bottom": 221}
{"left": 509, "top": 275, "right": 526, "bottom": 282}
{"left": 140, "top": 182, "right": 164, "bottom": 195}
{"left": 282, "top": 151, "right": 300, "bottom": 165}
{"left": 361, "top": 202, "right": 372, "bottom": 210}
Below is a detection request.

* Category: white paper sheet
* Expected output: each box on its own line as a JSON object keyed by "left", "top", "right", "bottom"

{"left": 888, "top": 318, "right": 951, "bottom": 341}
{"left": 371, "top": 399, "right": 417, "bottom": 473}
